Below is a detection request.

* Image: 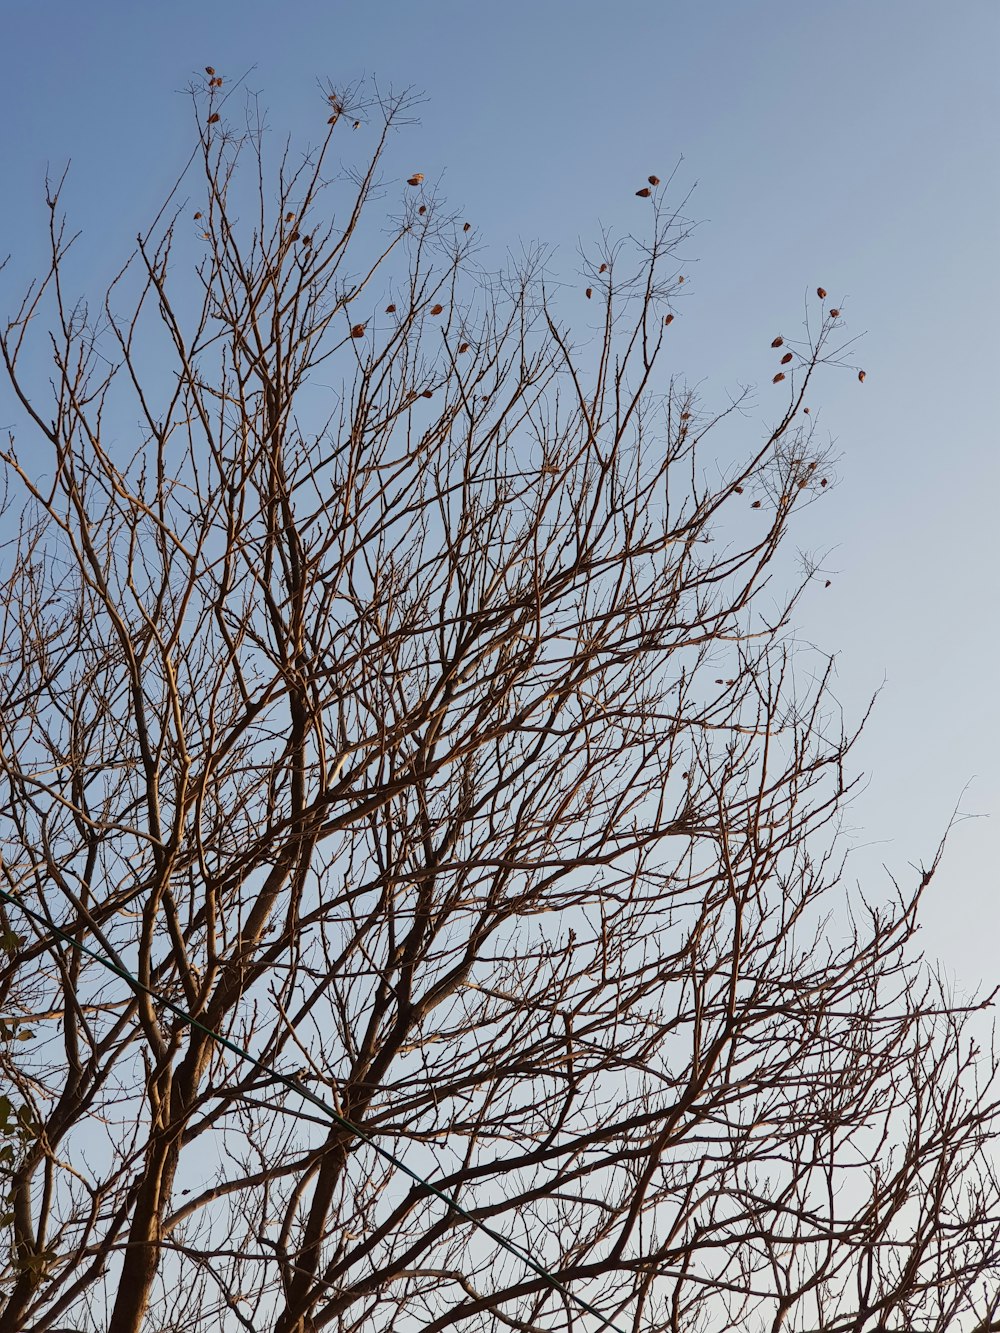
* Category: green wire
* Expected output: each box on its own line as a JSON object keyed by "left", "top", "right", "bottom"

{"left": 0, "top": 885, "right": 629, "bottom": 1333}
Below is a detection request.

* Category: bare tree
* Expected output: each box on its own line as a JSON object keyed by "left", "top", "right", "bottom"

{"left": 0, "top": 74, "right": 998, "bottom": 1333}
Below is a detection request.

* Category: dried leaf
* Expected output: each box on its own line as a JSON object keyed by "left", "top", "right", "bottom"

{"left": 193, "top": 212, "right": 202, "bottom": 221}
{"left": 350, "top": 324, "right": 366, "bottom": 338}
{"left": 407, "top": 173, "right": 425, "bottom": 186}
{"left": 858, "top": 369, "right": 866, "bottom": 383}
{"left": 599, "top": 262, "right": 608, "bottom": 273}
{"left": 803, "top": 407, "right": 810, "bottom": 414}
{"left": 430, "top": 304, "right": 444, "bottom": 316}
{"left": 817, "top": 287, "right": 827, "bottom": 299}
{"left": 752, "top": 500, "right": 762, "bottom": 509}
{"left": 285, "top": 212, "right": 295, "bottom": 222}
{"left": 825, "top": 579, "right": 832, "bottom": 587}
{"left": 772, "top": 372, "right": 786, "bottom": 384}
{"left": 385, "top": 304, "right": 396, "bottom": 314}
{"left": 663, "top": 314, "right": 675, "bottom": 326}
{"left": 680, "top": 412, "right": 691, "bottom": 421}
{"left": 648, "top": 174, "right": 660, "bottom": 186}
{"left": 771, "top": 337, "right": 783, "bottom": 348}
{"left": 418, "top": 205, "right": 426, "bottom": 215}
{"left": 780, "top": 352, "right": 793, "bottom": 364}
{"left": 207, "top": 113, "right": 220, "bottom": 124}
{"left": 734, "top": 485, "right": 744, "bottom": 494}
{"left": 463, "top": 222, "right": 471, "bottom": 232}
{"left": 421, "top": 389, "right": 434, "bottom": 398}
{"left": 635, "top": 187, "right": 652, "bottom": 198}
{"left": 205, "top": 66, "right": 215, "bottom": 75}
{"left": 829, "top": 307, "right": 840, "bottom": 318}
{"left": 820, "top": 477, "right": 828, "bottom": 487}
{"left": 458, "top": 342, "right": 470, "bottom": 353}
{"left": 585, "top": 288, "right": 593, "bottom": 299}
{"left": 353, "top": 120, "right": 361, "bottom": 130}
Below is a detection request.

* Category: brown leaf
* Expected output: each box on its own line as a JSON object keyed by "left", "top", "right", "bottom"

{"left": 599, "top": 262, "right": 608, "bottom": 273}
{"left": 430, "top": 304, "right": 444, "bottom": 316}
{"left": 648, "top": 174, "right": 660, "bottom": 186}
{"left": 677, "top": 276, "right": 685, "bottom": 284}
{"left": 816, "top": 287, "right": 827, "bottom": 299}
{"left": 350, "top": 324, "right": 366, "bottom": 338}
{"left": 734, "top": 485, "right": 744, "bottom": 494}
{"left": 193, "top": 212, "right": 202, "bottom": 221}
{"left": 663, "top": 313, "right": 675, "bottom": 326}
{"left": 463, "top": 222, "right": 471, "bottom": 232}
{"left": 771, "top": 336, "right": 783, "bottom": 348}
{"left": 289, "top": 231, "right": 300, "bottom": 242}
{"left": 205, "top": 66, "right": 215, "bottom": 75}
{"left": 780, "top": 352, "right": 793, "bottom": 364}
{"left": 858, "top": 369, "right": 866, "bottom": 383}
{"left": 820, "top": 477, "right": 828, "bottom": 487}
{"left": 207, "top": 114, "right": 220, "bottom": 124}
{"left": 829, "top": 307, "right": 840, "bottom": 318}
{"left": 421, "top": 389, "right": 434, "bottom": 398}
{"left": 825, "top": 579, "right": 832, "bottom": 587}
{"left": 585, "top": 288, "right": 593, "bottom": 299}
{"left": 680, "top": 412, "right": 691, "bottom": 421}
{"left": 773, "top": 372, "right": 786, "bottom": 384}
{"left": 803, "top": 407, "right": 810, "bottom": 414}
{"left": 285, "top": 212, "right": 295, "bottom": 223}
{"left": 407, "top": 173, "right": 425, "bottom": 186}
{"left": 751, "top": 500, "right": 762, "bottom": 509}
{"left": 418, "top": 205, "right": 426, "bottom": 215}
{"left": 385, "top": 304, "right": 396, "bottom": 314}
{"left": 328, "top": 116, "right": 338, "bottom": 125}
{"left": 635, "top": 187, "right": 652, "bottom": 198}
{"left": 458, "top": 343, "right": 470, "bottom": 353}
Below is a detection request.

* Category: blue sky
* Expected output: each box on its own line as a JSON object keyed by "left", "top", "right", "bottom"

{"left": 2, "top": 0, "right": 997, "bottom": 990}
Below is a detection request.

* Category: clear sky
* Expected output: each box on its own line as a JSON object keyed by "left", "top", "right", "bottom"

{"left": 2, "top": 0, "right": 997, "bottom": 992}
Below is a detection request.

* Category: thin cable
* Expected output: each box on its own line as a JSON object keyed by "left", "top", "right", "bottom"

{"left": 0, "top": 885, "right": 628, "bottom": 1333}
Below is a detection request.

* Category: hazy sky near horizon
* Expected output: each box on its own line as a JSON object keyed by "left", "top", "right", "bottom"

{"left": 2, "top": 1, "right": 997, "bottom": 991}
